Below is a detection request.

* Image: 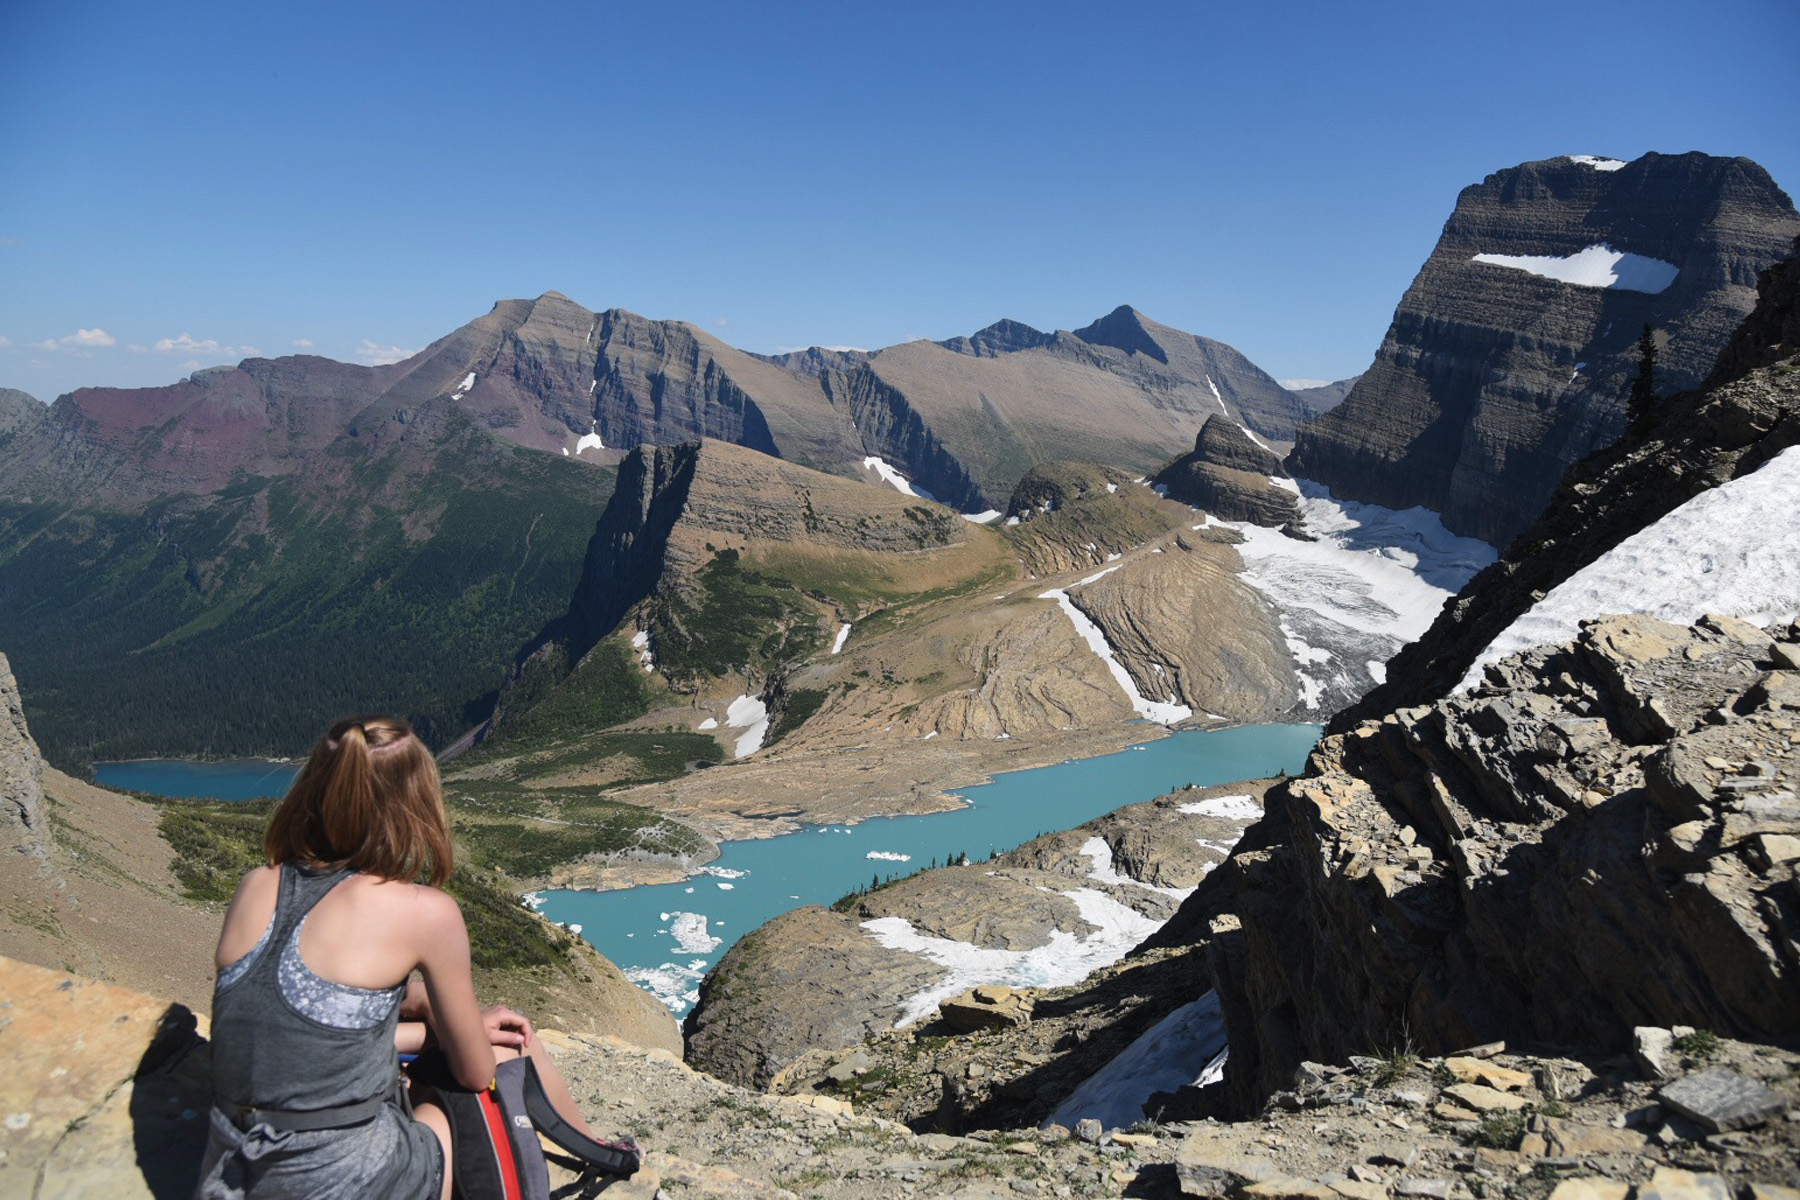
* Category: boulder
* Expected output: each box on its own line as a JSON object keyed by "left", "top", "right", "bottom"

{"left": 940, "top": 985, "right": 1034, "bottom": 1033}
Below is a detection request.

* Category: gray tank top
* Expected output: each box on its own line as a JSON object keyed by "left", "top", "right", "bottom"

{"left": 210, "top": 862, "right": 405, "bottom": 1113}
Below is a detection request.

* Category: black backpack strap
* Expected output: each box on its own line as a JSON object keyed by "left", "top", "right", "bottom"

{"left": 520, "top": 1058, "right": 642, "bottom": 1179}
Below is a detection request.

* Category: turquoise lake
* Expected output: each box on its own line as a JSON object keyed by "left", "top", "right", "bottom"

{"left": 93, "top": 757, "right": 300, "bottom": 801}
{"left": 535, "top": 723, "right": 1319, "bottom": 1015}
{"left": 97, "top": 724, "right": 1320, "bottom": 1017}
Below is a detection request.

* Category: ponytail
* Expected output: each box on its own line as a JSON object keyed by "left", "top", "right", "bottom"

{"left": 264, "top": 716, "right": 453, "bottom": 886}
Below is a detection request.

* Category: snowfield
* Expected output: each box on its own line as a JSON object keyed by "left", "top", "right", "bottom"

{"left": 1177, "top": 794, "right": 1262, "bottom": 821}
{"left": 724, "top": 694, "right": 770, "bottom": 757}
{"left": 1041, "top": 564, "right": 1193, "bottom": 725}
{"left": 1471, "top": 243, "right": 1678, "bottom": 294}
{"left": 860, "top": 455, "right": 935, "bottom": 499}
{"left": 1224, "top": 483, "right": 1495, "bottom": 710}
{"left": 1461, "top": 445, "right": 1800, "bottom": 690}
{"left": 865, "top": 887, "right": 1165, "bottom": 1026}
{"left": 1046, "top": 991, "right": 1228, "bottom": 1131}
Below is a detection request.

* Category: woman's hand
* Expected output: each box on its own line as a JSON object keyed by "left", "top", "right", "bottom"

{"left": 482, "top": 1004, "right": 533, "bottom": 1051}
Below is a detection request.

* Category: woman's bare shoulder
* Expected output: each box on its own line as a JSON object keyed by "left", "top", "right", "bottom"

{"left": 229, "top": 863, "right": 280, "bottom": 908}
{"left": 353, "top": 875, "right": 463, "bottom": 928}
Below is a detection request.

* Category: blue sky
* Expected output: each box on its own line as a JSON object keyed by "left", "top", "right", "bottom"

{"left": 2, "top": 0, "right": 1796, "bottom": 402}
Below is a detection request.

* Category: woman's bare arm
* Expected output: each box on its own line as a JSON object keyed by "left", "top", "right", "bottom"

{"left": 410, "top": 888, "right": 498, "bottom": 1090}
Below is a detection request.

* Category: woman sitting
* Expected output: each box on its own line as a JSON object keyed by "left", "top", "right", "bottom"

{"left": 194, "top": 716, "right": 593, "bottom": 1200}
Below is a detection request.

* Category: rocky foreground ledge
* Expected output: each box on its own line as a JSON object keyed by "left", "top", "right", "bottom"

{"left": 10, "top": 950, "right": 1799, "bottom": 1200}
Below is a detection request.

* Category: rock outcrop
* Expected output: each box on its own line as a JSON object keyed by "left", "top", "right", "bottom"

{"left": 685, "top": 784, "right": 1271, "bottom": 1090}
{"left": 1153, "top": 416, "right": 1302, "bottom": 527}
{"left": 0, "top": 652, "right": 46, "bottom": 853}
{"left": 1347, "top": 239, "right": 1800, "bottom": 723}
{"left": 1289, "top": 153, "right": 1800, "bottom": 546}
{"left": 1206, "top": 615, "right": 1800, "bottom": 1113}
{"left": 0, "top": 387, "right": 41, "bottom": 441}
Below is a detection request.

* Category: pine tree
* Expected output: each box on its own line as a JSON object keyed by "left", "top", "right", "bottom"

{"left": 1628, "top": 324, "right": 1658, "bottom": 432}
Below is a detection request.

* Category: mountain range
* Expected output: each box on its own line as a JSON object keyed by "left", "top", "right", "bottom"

{"left": 0, "top": 297, "right": 1332, "bottom": 765}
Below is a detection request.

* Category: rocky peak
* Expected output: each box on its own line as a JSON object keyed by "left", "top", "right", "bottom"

{"left": 1191, "top": 415, "right": 1284, "bottom": 476}
{"left": 0, "top": 388, "right": 42, "bottom": 440}
{"left": 1151, "top": 416, "right": 1300, "bottom": 528}
{"left": 0, "top": 651, "right": 47, "bottom": 854}
{"left": 1288, "top": 151, "right": 1800, "bottom": 546}
{"left": 937, "top": 318, "right": 1055, "bottom": 357}
{"left": 1073, "top": 305, "right": 1169, "bottom": 363}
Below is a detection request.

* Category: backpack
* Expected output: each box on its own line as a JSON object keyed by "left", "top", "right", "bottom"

{"left": 407, "top": 1050, "right": 643, "bottom": 1199}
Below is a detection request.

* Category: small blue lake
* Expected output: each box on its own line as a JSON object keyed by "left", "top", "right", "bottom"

{"left": 93, "top": 758, "right": 300, "bottom": 801}
{"left": 536, "top": 723, "right": 1319, "bottom": 1015}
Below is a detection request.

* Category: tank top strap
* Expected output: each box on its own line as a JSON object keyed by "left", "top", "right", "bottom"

{"left": 269, "top": 861, "right": 355, "bottom": 947}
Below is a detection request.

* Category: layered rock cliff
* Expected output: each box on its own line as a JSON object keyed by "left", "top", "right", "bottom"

{"left": 1205, "top": 615, "right": 1800, "bottom": 1113}
{"left": 1347, "top": 239, "right": 1800, "bottom": 723}
{"left": 1289, "top": 152, "right": 1800, "bottom": 546}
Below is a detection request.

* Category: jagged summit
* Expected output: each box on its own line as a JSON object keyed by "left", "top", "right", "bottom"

{"left": 1071, "top": 304, "right": 1168, "bottom": 362}
{"left": 936, "top": 317, "right": 1054, "bottom": 357}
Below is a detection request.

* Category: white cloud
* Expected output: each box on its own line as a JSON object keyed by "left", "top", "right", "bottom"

{"left": 355, "top": 339, "right": 420, "bottom": 365}
{"left": 1280, "top": 378, "right": 1329, "bottom": 390}
{"left": 713, "top": 318, "right": 730, "bottom": 328}
{"left": 127, "top": 344, "right": 147, "bottom": 353}
{"left": 32, "top": 328, "right": 117, "bottom": 351}
{"left": 153, "top": 332, "right": 258, "bottom": 358}
{"left": 291, "top": 338, "right": 314, "bottom": 348}
{"left": 0, "top": 335, "right": 10, "bottom": 346}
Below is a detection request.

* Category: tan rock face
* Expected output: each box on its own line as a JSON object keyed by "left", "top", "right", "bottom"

{"left": 0, "top": 956, "right": 209, "bottom": 1200}
{"left": 1068, "top": 536, "right": 1298, "bottom": 723}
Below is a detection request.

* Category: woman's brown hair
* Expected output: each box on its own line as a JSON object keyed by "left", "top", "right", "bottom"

{"left": 263, "top": 716, "right": 453, "bottom": 886}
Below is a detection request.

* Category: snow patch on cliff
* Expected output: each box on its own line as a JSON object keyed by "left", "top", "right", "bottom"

{"left": 1472, "top": 243, "right": 1677, "bottom": 294}
{"left": 1462, "top": 445, "right": 1800, "bottom": 690}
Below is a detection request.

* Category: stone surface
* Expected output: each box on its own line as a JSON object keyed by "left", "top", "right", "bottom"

{"left": 0, "top": 651, "right": 46, "bottom": 852}
{"left": 1637, "top": 1168, "right": 1735, "bottom": 1200}
{"left": 1289, "top": 153, "right": 1800, "bottom": 546}
{"left": 1441, "top": 1083, "right": 1527, "bottom": 1113}
{"left": 1442, "top": 1056, "right": 1532, "bottom": 1091}
{"left": 0, "top": 956, "right": 210, "bottom": 1200}
{"left": 1635, "top": 1028, "right": 1678, "bottom": 1081}
{"left": 1547, "top": 1181, "right": 1631, "bottom": 1200}
{"left": 1656, "top": 1068, "right": 1788, "bottom": 1132}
